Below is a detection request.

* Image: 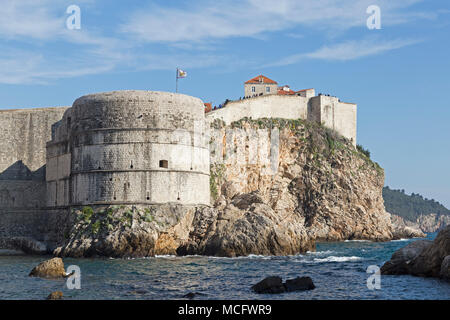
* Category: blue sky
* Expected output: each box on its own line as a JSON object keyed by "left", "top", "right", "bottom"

{"left": 1, "top": 0, "right": 449, "bottom": 207}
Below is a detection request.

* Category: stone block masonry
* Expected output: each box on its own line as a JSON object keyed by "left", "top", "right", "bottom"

{"left": 207, "top": 93, "right": 357, "bottom": 145}
{"left": 46, "top": 91, "right": 210, "bottom": 208}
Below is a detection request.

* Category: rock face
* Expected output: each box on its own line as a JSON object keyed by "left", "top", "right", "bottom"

{"left": 178, "top": 192, "right": 314, "bottom": 257}
{"left": 252, "top": 276, "right": 315, "bottom": 294}
{"left": 390, "top": 216, "right": 426, "bottom": 239}
{"left": 381, "top": 226, "right": 450, "bottom": 280}
{"left": 56, "top": 119, "right": 393, "bottom": 258}
{"left": 440, "top": 256, "right": 450, "bottom": 280}
{"left": 208, "top": 119, "right": 392, "bottom": 243}
{"left": 55, "top": 205, "right": 200, "bottom": 258}
{"left": 407, "top": 226, "right": 450, "bottom": 278}
{"left": 380, "top": 240, "right": 432, "bottom": 275}
{"left": 29, "top": 257, "right": 67, "bottom": 279}
{"left": 391, "top": 214, "right": 450, "bottom": 233}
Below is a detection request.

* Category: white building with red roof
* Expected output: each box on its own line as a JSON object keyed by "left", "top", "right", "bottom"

{"left": 244, "top": 75, "right": 279, "bottom": 97}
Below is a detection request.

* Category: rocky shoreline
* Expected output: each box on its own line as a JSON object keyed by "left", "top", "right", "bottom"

{"left": 381, "top": 225, "right": 450, "bottom": 281}
{"left": 50, "top": 119, "right": 396, "bottom": 258}
{"left": 391, "top": 213, "right": 450, "bottom": 234}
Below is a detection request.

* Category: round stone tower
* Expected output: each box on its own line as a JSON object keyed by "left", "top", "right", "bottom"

{"left": 46, "top": 91, "right": 210, "bottom": 207}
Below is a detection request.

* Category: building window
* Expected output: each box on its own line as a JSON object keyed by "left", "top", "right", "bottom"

{"left": 251, "top": 86, "right": 256, "bottom": 92}
{"left": 266, "top": 87, "right": 270, "bottom": 92}
{"left": 159, "top": 160, "right": 168, "bottom": 168}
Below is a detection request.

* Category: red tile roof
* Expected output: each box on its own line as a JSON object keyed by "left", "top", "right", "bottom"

{"left": 204, "top": 103, "right": 212, "bottom": 113}
{"left": 245, "top": 75, "right": 278, "bottom": 85}
{"left": 277, "top": 85, "right": 296, "bottom": 95}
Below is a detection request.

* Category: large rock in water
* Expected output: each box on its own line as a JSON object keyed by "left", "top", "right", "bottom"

{"left": 29, "top": 258, "right": 67, "bottom": 279}
{"left": 407, "top": 225, "right": 450, "bottom": 278}
{"left": 381, "top": 226, "right": 450, "bottom": 280}
{"left": 180, "top": 192, "right": 315, "bottom": 257}
{"left": 440, "top": 256, "right": 450, "bottom": 280}
{"left": 251, "top": 276, "right": 285, "bottom": 294}
{"left": 251, "top": 276, "right": 316, "bottom": 294}
{"left": 381, "top": 240, "right": 432, "bottom": 275}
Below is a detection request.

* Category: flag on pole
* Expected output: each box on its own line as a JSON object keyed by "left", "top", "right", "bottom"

{"left": 177, "top": 69, "right": 187, "bottom": 78}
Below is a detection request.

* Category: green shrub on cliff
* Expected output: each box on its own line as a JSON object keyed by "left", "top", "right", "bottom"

{"left": 81, "top": 206, "right": 94, "bottom": 222}
{"left": 210, "top": 164, "right": 225, "bottom": 201}
{"left": 357, "top": 144, "right": 371, "bottom": 158}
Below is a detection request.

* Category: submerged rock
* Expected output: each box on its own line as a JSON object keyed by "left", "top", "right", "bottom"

{"left": 29, "top": 257, "right": 67, "bottom": 279}
{"left": 252, "top": 276, "right": 315, "bottom": 294}
{"left": 284, "top": 276, "right": 315, "bottom": 292}
{"left": 251, "top": 276, "right": 285, "bottom": 294}
{"left": 183, "top": 292, "right": 206, "bottom": 299}
{"left": 46, "top": 291, "right": 63, "bottom": 300}
{"left": 381, "top": 225, "right": 450, "bottom": 280}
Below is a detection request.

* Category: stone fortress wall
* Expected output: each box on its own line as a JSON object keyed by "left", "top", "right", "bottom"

{"left": 0, "top": 107, "right": 69, "bottom": 210}
{"left": 207, "top": 91, "right": 357, "bottom": 145}
{"left": 46, "top": 91, "right": 210, "bottom": 208}
{"left": 0, "top": 87, "right": 357, "bottom": 252}
{"left": 0, "top": 107, "right": 69, "bottom": 249}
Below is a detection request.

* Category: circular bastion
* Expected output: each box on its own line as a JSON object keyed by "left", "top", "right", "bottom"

{"left": 49, "top": 90, "right": 210, "bottom": 207}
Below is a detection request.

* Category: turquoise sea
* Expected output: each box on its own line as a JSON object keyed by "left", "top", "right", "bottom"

{"left": 0, "top": 233, "right": 448, "bottom": 300}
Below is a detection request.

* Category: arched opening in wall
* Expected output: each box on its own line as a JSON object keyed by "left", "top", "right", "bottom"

{"left": 113, "top": 192, "right": 116, "bottom": 201}
{"left": 146, "top": 191, "right": 150, "bottom": 201}
{"left": 130, "top": 160, "right": 134, "bottom": 169}
{"left": 177, "top": 192, "right": 180, "bottom": 201}
{"left": 159, "top": 160, "right": 168, "bottom": 168}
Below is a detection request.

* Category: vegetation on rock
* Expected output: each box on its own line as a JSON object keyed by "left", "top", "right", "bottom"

{"left": 383, "top": 186, "right": 450, "bottom": 222}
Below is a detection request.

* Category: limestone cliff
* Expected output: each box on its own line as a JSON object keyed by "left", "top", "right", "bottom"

{"left": 55, "top": 118, "right": 393, "bottom": 258}
{"left": 391, "top": 213, "right": 450, "bottom": 233}
{"left": 206, "top": 119, "right": 391, "bottom": 243}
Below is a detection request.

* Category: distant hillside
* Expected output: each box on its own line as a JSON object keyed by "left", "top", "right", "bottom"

{"left": 383, "top": 186, "right": 450, "bottom": 222}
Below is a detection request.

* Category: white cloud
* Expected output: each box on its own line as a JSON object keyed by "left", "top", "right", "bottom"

{"left": 0, "top": 48, "right": 115, "bottom": 85}
{"left": 120, "top": 0, "right": 428, "bottom": 43}
{"left": 267, "top": 37, "right": 422, "bottom": 66}
{"left": 0, "top": 0, "right": 435, "bottom": 84}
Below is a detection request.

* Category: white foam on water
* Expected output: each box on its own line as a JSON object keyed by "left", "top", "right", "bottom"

{"left": 313, "top": 256, "right": 363, "bottom": 263}
{"left": 306, "top": 250, "right": 334, "bottom": 255}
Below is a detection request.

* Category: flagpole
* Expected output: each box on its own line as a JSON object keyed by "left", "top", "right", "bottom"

{"left": 176, "top": 67, "right": 179, "bottom": 93}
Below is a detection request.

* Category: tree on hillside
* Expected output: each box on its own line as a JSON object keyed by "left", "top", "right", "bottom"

{"left": 383, "top": 186, "right": 450, "bottom": 222}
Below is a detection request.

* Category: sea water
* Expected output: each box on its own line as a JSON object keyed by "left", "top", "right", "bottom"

{"left": 0, "top": 233, "right": 448, "bottom": 300}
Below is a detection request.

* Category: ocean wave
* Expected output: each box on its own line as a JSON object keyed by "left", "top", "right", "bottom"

{"left": 344, "top": 240, "right": 371, "bottom": 242}
{"left": 313, "top": 256, "right": 363, "bottom": 263}
{"left": 306, "top": 250, "right": 334, "bottom": 255}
